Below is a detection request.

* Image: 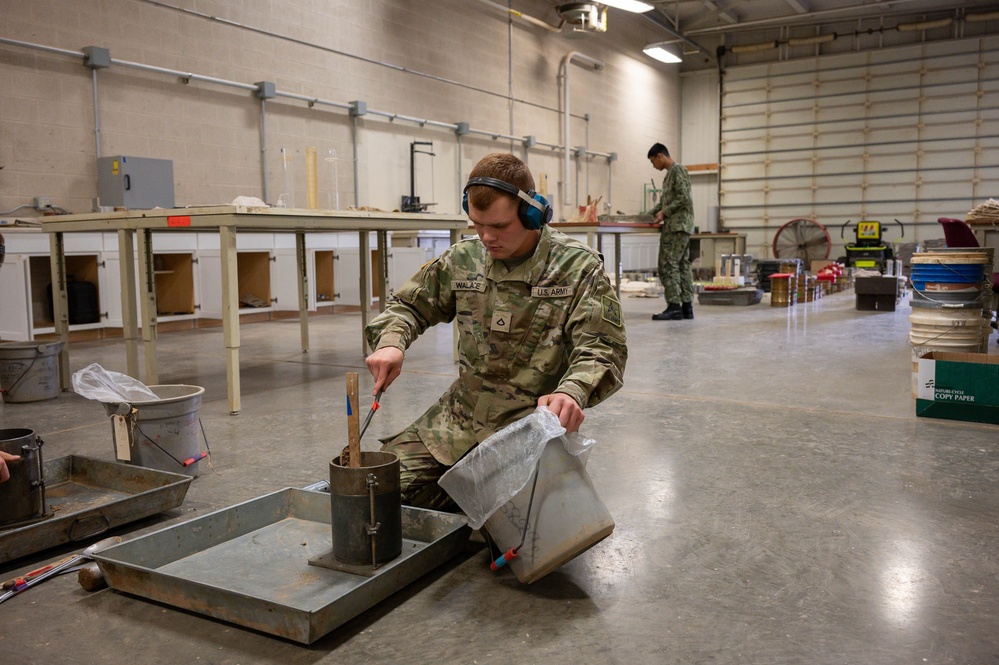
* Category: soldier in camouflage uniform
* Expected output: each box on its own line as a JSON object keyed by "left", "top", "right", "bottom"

{"left": 647, "top": 143, "right": 695, "bottom": 321}
{"left": 365, "top": 153, "right": 628, "bottom": 510}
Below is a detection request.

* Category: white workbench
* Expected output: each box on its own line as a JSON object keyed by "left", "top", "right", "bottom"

{"left": 40, "top": 206, "right": 467, "bottom": 414}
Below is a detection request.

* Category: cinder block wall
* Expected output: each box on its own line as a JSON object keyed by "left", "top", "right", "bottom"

{"left": 0, "top": 0, "right": 682, "bottom": 220}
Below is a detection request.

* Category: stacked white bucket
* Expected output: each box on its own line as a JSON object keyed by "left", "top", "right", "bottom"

{"left": 908, "top": 247, "right": 995, "bottom": 396}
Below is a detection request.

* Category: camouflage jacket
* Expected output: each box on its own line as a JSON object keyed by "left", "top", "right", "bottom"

{"left": 365, "top": 225, "right": 628, "bottom": 465}
{"left": 650, "top": 163, "right": 694, "bottom": 234}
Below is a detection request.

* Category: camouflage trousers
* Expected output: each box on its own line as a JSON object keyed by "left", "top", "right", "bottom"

{"left": 381, "top": 435, "right": 459, "bottom": 512}
{"left": 658, "top": 230, "right": 694, "bottom": 304}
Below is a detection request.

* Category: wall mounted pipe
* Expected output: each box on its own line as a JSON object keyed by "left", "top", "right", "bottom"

{"left": 277, "top": 91, "right": 352, "bottom": 111}
{"left": 559, "top": 51, "right": 605, "bottom": 207}
{"left": 111, "top": 58, "right": 259, "bottom": 90}
{"left": 1, "top": 36, "right": 615, "bottom": 211}
{"left": 0, "top": 36, "right": 81, "bottom": 57}
{"left": 260, "top": 99, "right": 268, "bottom": 203}
{"left": 0, "top": 36, "right": 612, "bottom": 165}
{"left": 91, "top": 69, "right": 101, "bottom": 159}
{"left": 474, "top": 0, "right": 562, "bottom": 33}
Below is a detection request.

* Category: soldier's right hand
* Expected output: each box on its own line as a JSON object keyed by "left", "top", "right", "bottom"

{"left": 365, "top": 346, "right": 405, "bottom": 395}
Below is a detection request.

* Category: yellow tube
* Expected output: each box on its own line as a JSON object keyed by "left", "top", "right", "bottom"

{"left": 306, "top": 146, "right": 318, "bottom": 209}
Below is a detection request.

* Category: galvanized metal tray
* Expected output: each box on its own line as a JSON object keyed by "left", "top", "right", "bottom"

{"left": 0, "top": 455, "right": 193, "bottom": 563}
{"left": 93, "top": 488, "right": 471, "bottom": 644}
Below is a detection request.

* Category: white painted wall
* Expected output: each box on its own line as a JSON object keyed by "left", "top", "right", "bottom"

{"left": 0, "top": 1, "right": 682, "bottom": 222}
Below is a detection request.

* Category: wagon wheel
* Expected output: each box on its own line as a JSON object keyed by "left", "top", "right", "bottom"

{"left": 772, "top": 218, "right": 831, "bottom": 270}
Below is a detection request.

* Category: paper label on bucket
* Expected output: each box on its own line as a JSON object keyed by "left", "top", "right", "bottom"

{"left": 112, "top": 414, "right": 132, "bottom": 461}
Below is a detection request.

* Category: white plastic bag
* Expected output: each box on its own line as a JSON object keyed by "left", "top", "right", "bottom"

{"left": 72, "top": 363, "right": 158, "bottom": 403}
{"left": 439, "top": 406, "right": 595, "bottom": 530}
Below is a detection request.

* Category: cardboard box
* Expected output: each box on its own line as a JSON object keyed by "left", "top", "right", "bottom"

{"left": 810, "top": 260, "right": 835, "bottom": 274}
{"left": 915, "top": 351, "right": 999, "bottom": 425}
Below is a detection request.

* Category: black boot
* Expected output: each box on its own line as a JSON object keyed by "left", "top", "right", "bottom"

{"left": 682, "top": 302, "right": 694, "bottom": 320}
{"left": 652, "top": 303, "right": 683, "bottom": 321}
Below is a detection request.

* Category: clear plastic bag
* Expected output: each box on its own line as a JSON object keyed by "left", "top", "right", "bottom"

{"left": 438, "top": 406, "right": 595, "bottom": 530}
{"left": 71, "top": 363, "right": 158, "bottom": 403}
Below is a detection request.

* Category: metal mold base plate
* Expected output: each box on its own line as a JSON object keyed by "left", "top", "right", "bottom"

{"left": 307, "top": 548, "right": 403, "bottom": 577}
{"left": 93, "top": 488, "right": 471, "bottom": 644}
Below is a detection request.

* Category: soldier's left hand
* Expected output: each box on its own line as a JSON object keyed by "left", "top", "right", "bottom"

{"left": 538, "top": 393, "right": 584, "bottom": 433}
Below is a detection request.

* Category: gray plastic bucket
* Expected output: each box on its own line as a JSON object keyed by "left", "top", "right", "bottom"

{"left": 0, "top": 342, "right": 64, "bottom": 403}
{"left": 102, "top": 385, "right": 207, "bottom": 478}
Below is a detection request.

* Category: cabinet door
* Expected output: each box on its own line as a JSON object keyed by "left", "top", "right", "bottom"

{"left": 0, "top": 255, "right": 32, "bottom": 341}
{"left": 101, "top": 252, "right": 123, "bottom": 328}
{"left": 271, "top": 249, "right": 299, "bottom": 312}
{"left": 387, "top": 247, "right": 432, "bottom": 295}
{"left": 198, "top": 252, "right": 223, "bottom": 318}
{"left": 333, "top": 248, "right": 361, "bottom": 307}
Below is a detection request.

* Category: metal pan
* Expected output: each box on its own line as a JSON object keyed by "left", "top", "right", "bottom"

{"left": 93, "top": 488, "right": 471, "bottom": 644}
{"left": 0, "top": 455, "right": 193, "bottom": 564}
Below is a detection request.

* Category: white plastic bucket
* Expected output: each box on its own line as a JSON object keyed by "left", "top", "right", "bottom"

{"left": 483, "top": 438, "right": 614, "bottom": 584}
{"left": 102, "top": 384, "right": 207, "bottom": 477}
{"left": 0, "top": 342, "right": 64, "bottom": 403}
{"left": 908, "top": 308, "right": 988, "bottom": 350}
{"left": 908, "top": 307, "right": 989, "bottom": 396}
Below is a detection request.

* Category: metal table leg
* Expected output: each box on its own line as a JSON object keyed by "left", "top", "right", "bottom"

{"left": 117, "top": 229, "right": 140, "bottom": 378}
{"left": 220, "top": 226, "right": 241, "bottom": 415}
{"left": 296, "top": 231, "right": 309, "bottom": 353}
{"left": 47, "top": 231, "right": 70, "bottom": 391}
{"left": 136, "top": 229, "right": 158, "bottom": 384}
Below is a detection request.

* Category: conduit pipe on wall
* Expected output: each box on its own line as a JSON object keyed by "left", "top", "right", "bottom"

{"left": 966, "top": 11, "right": 999, "bottom": 22}
{"left": 1, "top": 36, "right": 616, "bottom": 210}
{"left": 897, "top": 17, "right": 953, "bottom": 32}
{"left": 474, "top": 0, "right": 562, "bottom": 33}
{"left": 91, "top": 69, "right": 101, "bottom": 159}
{"left": 560, "top": 51, "right": 604, "bottom": 206}
{"left": 0, "top": 36, "right": 80, "bottom": 58}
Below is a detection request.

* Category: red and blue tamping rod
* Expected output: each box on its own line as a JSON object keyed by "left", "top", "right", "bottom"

{"left": 490, "top": 547, "right": 518, "bottom": 571}
{"left": 358, "top": 390, "right": 383, "bottom": 441}
{"left": 181, "top": 451, "right": 209, "bottom": 467}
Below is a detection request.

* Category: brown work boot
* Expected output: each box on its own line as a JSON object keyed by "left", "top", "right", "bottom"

{"left": 652, "top": 303, "right": 683, "bottom": 321}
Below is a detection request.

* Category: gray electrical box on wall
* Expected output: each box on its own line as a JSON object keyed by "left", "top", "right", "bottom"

{"left": 97, "top": 156, "right": 175, "bottom": 209}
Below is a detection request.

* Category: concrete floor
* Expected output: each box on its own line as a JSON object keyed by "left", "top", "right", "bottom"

{"left": 2, "top": 289, "right": 998, "bottom": 664}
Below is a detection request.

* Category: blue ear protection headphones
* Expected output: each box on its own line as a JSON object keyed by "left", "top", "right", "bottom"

{"left": 462, "top": 176, "right": 554, "bottom": 230}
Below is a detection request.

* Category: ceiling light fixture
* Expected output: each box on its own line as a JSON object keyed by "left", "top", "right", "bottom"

{"left": 601, "top": 0, "right": 654, "bottom": 13}
{"left": 643, "top": 42, "right": 682, "bottom": 63}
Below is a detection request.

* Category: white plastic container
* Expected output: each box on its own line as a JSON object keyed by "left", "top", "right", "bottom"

{"left": 483, "top": 437, "right": 614, "bottom": 584}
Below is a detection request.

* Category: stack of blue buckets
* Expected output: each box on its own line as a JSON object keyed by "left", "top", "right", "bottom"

{"left": 908, "top": 247, "right": 993, "bottom": 394}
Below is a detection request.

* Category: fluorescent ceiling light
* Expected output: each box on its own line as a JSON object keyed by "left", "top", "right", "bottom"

{"left": 601, "top": 0, "right": 654, "bottom": 13}
{"left": 643, "top": 42, "right": 682, "bottom": 64}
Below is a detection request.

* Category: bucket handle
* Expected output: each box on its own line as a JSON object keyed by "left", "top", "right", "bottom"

{"left": 490, "top": 459, "right": 542, "bottom": 572}
{"left": 133, "top": 418, "right": 212, "bottom": 469}
{"left": 0, "top": 348, "right": 44, "bottom": 400}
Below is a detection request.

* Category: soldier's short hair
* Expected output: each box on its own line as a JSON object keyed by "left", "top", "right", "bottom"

{"left": 467, "top": 153, "right": 536, "bottom": 211}
{"left": 648, "top": 143, "right": 670, "bottom": 158}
